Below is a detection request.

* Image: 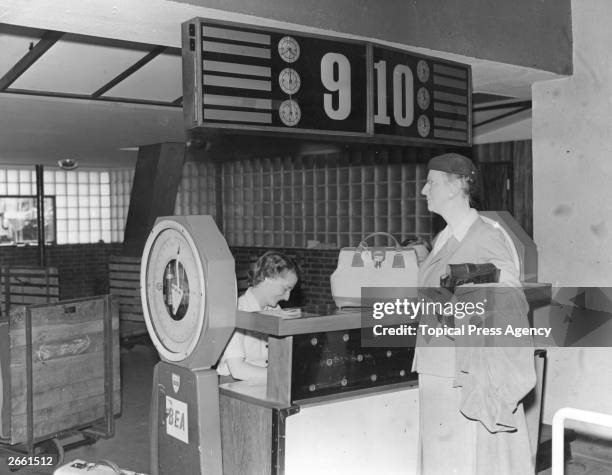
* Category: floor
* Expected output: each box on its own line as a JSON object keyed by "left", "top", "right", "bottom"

{"left": 1, "top": 343, "right": 156, "bottom": 475}
{"left": 2, "top": 341, "right": 611, "bottom": 475}
{"left": 538, "top": 457, "right": 612, "bottom": 475}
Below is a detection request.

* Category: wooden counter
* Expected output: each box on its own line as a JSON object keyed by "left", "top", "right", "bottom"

{"left": 220, "top": 283, "right": 552, "bottom": 474}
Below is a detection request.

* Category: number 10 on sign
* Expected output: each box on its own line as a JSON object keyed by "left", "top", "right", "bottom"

{"left": 319, "top": 48, "right": 427, "bottom": 131}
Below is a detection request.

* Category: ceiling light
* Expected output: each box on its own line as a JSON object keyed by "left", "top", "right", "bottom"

{"left": 58, "top": 158, "right": 78, "bottom": 170}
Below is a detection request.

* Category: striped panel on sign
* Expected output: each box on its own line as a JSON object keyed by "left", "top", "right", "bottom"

{"left": 203, "top": 41, "right": 271, "bottom": 59}
{"left": 203, "top": 60, "right": 271, "bottom": 77}
{"left": 434, "top": 102, "right": 467, "bottom": 115}
{"left": 431, "top": 61, "right": 469, "bottom": 142}
{"left": 433, "top": 63, "right": 467, "bottom": 79}
{"left": 434, "top": 117, "right": 467, "bottom": 130}
{"left": 204, "top": 109, "right": 272, "bottom": 123}
{"left": 202, "top": 26, "right": 271, "bottom": 45}
{"left": 433, "top": 90, "right": 468, "bottom": 105}
{"left": 201, "top": 24, "right": 275, "bottom": 125}
{"left": 434, "top": 129, "right": 467, "bottom": 141}
{"left": 433, "top": 75, "right": 467, "bottom": 91}
{"left": 204, "top": 94, "right": 272, "bottom": 110}
{"left": 203, "top": 74, "right": 271, "bottom": 91}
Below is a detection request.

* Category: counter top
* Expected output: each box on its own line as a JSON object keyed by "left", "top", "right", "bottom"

{"left": 236, "top": 283, "right": 552, "bottom": 337}
{"left": 236, "top": 304, "right": 363, "bottom": 337}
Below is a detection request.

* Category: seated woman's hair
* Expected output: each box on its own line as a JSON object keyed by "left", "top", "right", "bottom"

{"left": 250, "top": 251, "right": 300, "bottom": 286}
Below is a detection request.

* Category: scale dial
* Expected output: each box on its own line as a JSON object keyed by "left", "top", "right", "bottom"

{"left": 417, "top": 60, "right": 430, "bottom": 83}
{"left": 278, "top": 36, "right": 300, "bottom": 63}
{"left": 417, "top": 87, "right": 430, "bottom": 110}
{"left": 417, "top": 114, "right": 431, "bottom": 137}
{"left": 279, "top": 99, "right": 301, "bottom": 126}
{"left": 279, "top": 68, "right": 301, "bottom": 95}
{"left": 141, "top": 220, "right": 206, "bottom": 362}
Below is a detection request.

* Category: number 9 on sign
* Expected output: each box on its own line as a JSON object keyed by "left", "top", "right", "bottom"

{"left": 321, "top": 53, "right": 351, "bottom": 120}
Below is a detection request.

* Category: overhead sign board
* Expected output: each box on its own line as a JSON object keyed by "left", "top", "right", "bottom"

{"left": 182, "top": 18, "right": 472, "bottom": 146}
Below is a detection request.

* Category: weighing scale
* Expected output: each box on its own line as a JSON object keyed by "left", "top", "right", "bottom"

{"left": 141, "top": 216, "right": 236, "bottom": 475}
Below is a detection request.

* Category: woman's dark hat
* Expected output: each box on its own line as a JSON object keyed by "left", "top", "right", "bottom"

{"left": 427, "top": 153, "right": 477, "bottom": 178}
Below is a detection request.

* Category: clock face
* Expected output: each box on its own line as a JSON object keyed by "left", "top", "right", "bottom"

{"left": 278, "top": 36, "right": 300, "bottom": 63}
{"left": 417, "top": 60, "right": 430, "bottom": 83}
{"left": 417, "top": 114, "right": 431, "bottom": 137}
{"left": 142, "top": 222, "right": 206, "bottom": 361}
{"left": 279, "top": 68, "right": 301, "bottom": 95}
{"left": 279, "top": 99, "right": 301, "bottom": 126}
{"left": 417, "top": 87, "right": 430, "bottom": 110}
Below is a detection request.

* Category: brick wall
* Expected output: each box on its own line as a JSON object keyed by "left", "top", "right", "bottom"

{"left": 0, "top": 244, "right": 339, "bottom": 308}
{"left": 231, "top": 246, "right": 339, "bottom": 307}
{"left": 0, "top": 243, "right": 123, "bottom": 300}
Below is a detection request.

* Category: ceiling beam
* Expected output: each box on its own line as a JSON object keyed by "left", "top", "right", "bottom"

{"left": 473, "top": 100, "right": 532, "bottom": 113}
{"left": 91, "top": 45, "right": 167, "bottom": 98}
{"left": 0, "top": 30, "right": 64, "bottom": 91}
{"left": 4, "top": 88, "right": 180, "bottom": 109}
{"left": 473, "top": 104, "right": 531, "bottom": 129}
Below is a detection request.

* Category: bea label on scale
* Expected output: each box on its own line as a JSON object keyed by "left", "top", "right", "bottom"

{"left": 166, "top": 395, "right": 189, "bottom": 443}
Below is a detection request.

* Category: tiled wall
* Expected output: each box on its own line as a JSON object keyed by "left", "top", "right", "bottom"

{"left": 222, "top": 149, "right": 435, "bottom": 249}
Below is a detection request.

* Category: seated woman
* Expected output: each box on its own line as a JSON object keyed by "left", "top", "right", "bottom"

{"left": 217, "top": 251, "right": 299, "bottom": 383}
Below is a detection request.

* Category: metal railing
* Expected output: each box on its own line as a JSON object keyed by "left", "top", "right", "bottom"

{"left": 552, "top": 407, "right": 612, "bottom": 475}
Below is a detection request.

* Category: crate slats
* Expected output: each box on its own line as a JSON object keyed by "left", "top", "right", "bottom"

{"left": 109, "top": 256, "right": 145, "bottom": 328}
{"left": 0, "top": 266, "right": 59, "bottom": 318}
{"left": 10, "top": 393, "right": 121, "bottom": 444}
{"left": 5, "top": 296, "right": 121, "bottom": 444}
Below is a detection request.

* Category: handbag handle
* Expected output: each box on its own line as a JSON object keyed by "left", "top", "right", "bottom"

{"left": 353, "top": 232, "right": 406, "bottom": 269}
{"left": 358, "top": 232, "right": 401, "bottom": 250}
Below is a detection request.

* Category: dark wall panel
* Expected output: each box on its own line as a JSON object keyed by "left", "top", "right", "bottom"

{"left": 473, "top": 140, "right": 533, "bottom": 237}
{"left": 123, "top": 143, "right": 185, "bottom": 256}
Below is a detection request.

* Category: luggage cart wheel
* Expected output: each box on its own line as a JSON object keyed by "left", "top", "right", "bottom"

{"left": 35, "top": 437, "right": 65, "bottom": 467}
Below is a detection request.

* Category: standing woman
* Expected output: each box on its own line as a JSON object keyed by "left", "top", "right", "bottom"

{"left": 415, "top": 153, "right": 536, "bottom": 474}
{"left": 217, "top": 251, "right": 299, "bottom": 383}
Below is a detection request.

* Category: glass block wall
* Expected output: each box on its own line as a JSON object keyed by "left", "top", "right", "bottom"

{"left": 0, "top": 148, "right": 433, "bottom": 248}
{"left": 173, "top": 148, "right": 434, "bottom": 249}
{"left": 109, "top": 169, "right": 135, "bottom": 243}
{"left": 222, "top": 150, "right": 432, "bottom": 248}
{"left": 0, "top": 167, "right": 133, "bottom": 245}
{"left": 174, "top": 161, "right": 216, "bottom": 215}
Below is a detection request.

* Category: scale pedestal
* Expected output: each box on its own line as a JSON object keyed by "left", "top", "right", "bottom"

{"left": 150, "top": 364, "right": 221, "bottom": 475}
{"left": 141, "top": 216, "right": 236, "bottom": 475}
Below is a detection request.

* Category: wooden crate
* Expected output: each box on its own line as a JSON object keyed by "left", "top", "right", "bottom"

{"left": 109, "top": 256, "right": 143, "bottom": 323}
{"left": 1, "top": 295, "right": 121, "bottom": 444}
{"left": 0, "top": 266, "right": 59, "bottom": 318}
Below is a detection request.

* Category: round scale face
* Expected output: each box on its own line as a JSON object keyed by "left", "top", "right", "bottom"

{"left": 417, "top": 114, "right": 431, "bottom": 137}
{"left": 417, "top": 87, "right": 430, "bottom": 110}
{"left": 279, "top": 68, "right": 301, "bottom": 95}
{"left": 143, "top": 225, "right": 206, "bottom": 360}
{"left": 417, "top": 60, "right": 430, "bottom": 83}
{"left": 279, "top": 99, "right": 301, "bottom": 126}
{"left": 278, "top": 36, "right": 300, "bottom": 63}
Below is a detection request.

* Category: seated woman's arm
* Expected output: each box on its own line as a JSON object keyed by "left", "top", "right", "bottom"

{"left": 225, "top": 357, "right": 267, "bottom": 383}
{"left": 220, "top": 330, "right": 267, "bottom": 383}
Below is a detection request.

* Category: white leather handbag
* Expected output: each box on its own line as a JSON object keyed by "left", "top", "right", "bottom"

{"left": 330, "top": 232, "right": 424, "bottom": 308}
